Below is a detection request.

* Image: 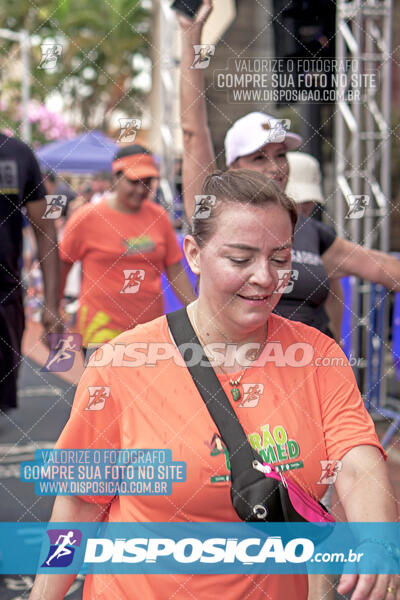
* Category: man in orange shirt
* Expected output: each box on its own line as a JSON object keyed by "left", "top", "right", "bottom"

{"left": 59, "top": 145, "right": 195, "bottom": 348}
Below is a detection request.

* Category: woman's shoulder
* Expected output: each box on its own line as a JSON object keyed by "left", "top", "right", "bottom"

{"left": 297, "top": 214, "right": 337, "bottom": 239}
{"left": 142, "top": 199, "right": 170, "bottom": 220}
{"left": 66, "top": 200, "right": 97, "bottom": 223}
{"left": 269, "top": 313, "right": 336, "bottom": 350}
{"left": 60, "top": 203, "right": 99, "bottom": 240}
{"left": 107, "top": 314, "right": 169, "bottom": 346}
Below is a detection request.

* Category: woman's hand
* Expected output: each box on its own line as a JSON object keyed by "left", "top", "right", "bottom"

{"left": 41, "top": 304, "right": 64, "bottom": 346}
{"left": 337, "top": 573, "right": 400, "bottom": 600}
{"left": 334, "top": 446, "right": 399, "bottom": 600}
{"left": 176, "top": 0, "right": 213, "bottom": 32}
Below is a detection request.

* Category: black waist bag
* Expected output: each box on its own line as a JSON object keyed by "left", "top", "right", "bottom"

{"left": 230, "top": 462, "right": 305, "bottom": 522}
{"left": 167, "top": 308, "right": 310, "bottom": 523}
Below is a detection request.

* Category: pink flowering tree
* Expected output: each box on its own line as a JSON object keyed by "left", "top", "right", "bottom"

{"left": 0, "top": 99, "right": 75, "bottom": 145}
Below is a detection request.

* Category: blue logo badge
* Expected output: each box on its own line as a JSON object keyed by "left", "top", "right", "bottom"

{"left": 41, "top": 529, "right": 82, "bottom": 567}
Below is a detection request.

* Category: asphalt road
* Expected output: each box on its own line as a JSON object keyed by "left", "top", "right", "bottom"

{"left": 0, "top": 357, "right": 83, "bottom": 599}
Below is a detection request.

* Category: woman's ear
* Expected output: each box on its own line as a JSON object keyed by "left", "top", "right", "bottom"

{"left": 183, "top": 235, "right": 201, "bottom": 276}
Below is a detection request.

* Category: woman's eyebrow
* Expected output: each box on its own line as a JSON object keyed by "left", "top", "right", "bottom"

{"left": 271, "top": 243, "right": 292, "bottom": 251}
{"left": 223, "top": 243, "right": 291, "bottom": 251}
{"left": 223, "top": 243, "right": 258, "bottom": 251}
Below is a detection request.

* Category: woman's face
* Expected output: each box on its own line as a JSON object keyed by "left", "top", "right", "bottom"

{"left": 193, "top": 202, "right": 293, "bottom": 337}
{"left": 115, "top": 175, "right": 153, "bottom": 212}
{"left": 234, "top": 142, "right": 289, "bottom": 191}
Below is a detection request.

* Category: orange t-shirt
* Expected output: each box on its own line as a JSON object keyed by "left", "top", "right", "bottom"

{"left": 56, "top": 313, "right": 383, "bottom": 600}
{"left": 59, "top": 199, "right": 183, "bottom": 345}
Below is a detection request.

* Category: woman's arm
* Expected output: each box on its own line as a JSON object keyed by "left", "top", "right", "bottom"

{"left": 29, "top": 495, "right": 109, "bottom": 600}
{"left": 166, "top": 261, "right": 196, "bottom": 305}
{"left": 178, "top": 0, "right": 217, "bottom": 220}
{"left": 334, "top": 445, "right": 398, "bottom": 599}
{"left": 322, "top": 237, "right": 400, "bottom": 291}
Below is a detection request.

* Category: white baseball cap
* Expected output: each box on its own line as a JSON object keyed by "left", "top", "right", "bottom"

{"left": 285, "top": 152, "right": 325, "bottom": 205}
{"left": 224, "top": 112, "right": 303, "bottom": 167}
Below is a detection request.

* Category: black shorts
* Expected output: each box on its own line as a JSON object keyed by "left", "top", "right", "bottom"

{"left": 0, "top": 295, "right": 25, "bottom": 411}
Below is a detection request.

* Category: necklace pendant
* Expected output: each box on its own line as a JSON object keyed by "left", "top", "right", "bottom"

{"left": 231, "top": 387, "right": 241, "bottom": 402}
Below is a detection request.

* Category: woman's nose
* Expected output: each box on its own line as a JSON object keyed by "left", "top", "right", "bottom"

{"left": 265, "top": 161, "right": 280, "bottom": 177}
{"left": 248, "top": 260, "right": 275, "bottom": 289}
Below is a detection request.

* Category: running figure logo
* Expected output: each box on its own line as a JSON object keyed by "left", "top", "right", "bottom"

{"left": 42, "top": 195, "right": 67, "bottom": 219}
{"left": 262, "top": 119, "right": 291, "bottom": 144}
{"left": 345, "top": 195, "right": 369, "bottom": 219}
{"left": 38, "top": 44, "right": 62, "bottom": 70}
{"left": 275, "top": 269, "right": 299, "bottom": 294}
{"left": 41, "top": 529, "right": 82, "bottom": 568}
{"left": 120, "top": 269, "right": 145, "bottom": 294}
{"left": 193, "top": 195, "right": 216, "bottom": 219}
{"left": 41, "top": 334, "right": 82, "bottom": 373}
{"left": 118, "top": 118, "right": 142, "bottom": 143}
{"left": 317, "top": 460, "right": 342, "bottom": 485}
{"left": 85, "top": 386, "right": 110, "bottom": 411}
{"left": 190, "top": 44, "right": 215, "bottom": 69}
{"left": 239, "top": 383, "right": 264, "bottom": 408}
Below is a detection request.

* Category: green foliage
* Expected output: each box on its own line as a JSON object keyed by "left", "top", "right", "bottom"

{"left": 0, "top": 0, "right": 151, "bottom": 131}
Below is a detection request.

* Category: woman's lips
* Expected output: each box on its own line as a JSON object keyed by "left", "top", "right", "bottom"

{"left": 236, "top": 293, "right": 271, "bottom": 305}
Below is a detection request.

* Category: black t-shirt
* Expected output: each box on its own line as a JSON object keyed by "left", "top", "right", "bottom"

{"left": 274, "top": 214, "right": 337, "bottom": 335}
{"left": 0, "top": 134, "right": 46, "bottom": 303}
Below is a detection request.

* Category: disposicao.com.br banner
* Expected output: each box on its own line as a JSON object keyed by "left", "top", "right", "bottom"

{"left": 0, "top": 522, "right": 398, "bottom": 575}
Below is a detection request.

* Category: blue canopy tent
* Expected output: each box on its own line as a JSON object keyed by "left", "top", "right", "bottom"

{"left": 35, "top": 131, "right": 119, "bottom": 174}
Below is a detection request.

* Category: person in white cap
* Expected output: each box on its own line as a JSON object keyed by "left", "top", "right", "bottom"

{"left": 285, "top": 152, "right": 325, "bottom": 216}
{"left": 224, "top": 111, "right": 303, "bottom": 181}
{"left": 285, "top": 151, "right": 344, "bottom": 342}
{"left": 178, "top": 0, "right": 400, "bottom": 340}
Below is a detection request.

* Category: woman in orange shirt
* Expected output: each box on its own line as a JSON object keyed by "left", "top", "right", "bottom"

{"left": 60, "top": 144, "right": 195, "bottom": 349}
{"left": 30, "top": 169, "right": 397, "bottom": 600}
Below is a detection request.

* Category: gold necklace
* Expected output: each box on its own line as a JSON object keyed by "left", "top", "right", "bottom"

{"left": 190, "top": 303, "right": 268, "bottom": 402}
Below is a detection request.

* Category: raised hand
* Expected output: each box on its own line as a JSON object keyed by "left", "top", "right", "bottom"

{"left": 176, "top": 0, "right": 213, "bottom": 31}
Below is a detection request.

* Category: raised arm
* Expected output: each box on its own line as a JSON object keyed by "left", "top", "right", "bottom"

{"left": 322, "top": 237, "right": 400, "bottom": 291}
{"left": 177, "top": 0, "right": 217, "bottom": 220}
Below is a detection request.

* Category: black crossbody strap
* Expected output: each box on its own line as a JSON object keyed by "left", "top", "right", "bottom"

{"left": 166, "top": 308, "right": 260, "bottom": 480}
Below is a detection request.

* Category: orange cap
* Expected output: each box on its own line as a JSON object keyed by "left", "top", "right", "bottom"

{"left": 112, "top": 153, "right": 159, "bottom": 181}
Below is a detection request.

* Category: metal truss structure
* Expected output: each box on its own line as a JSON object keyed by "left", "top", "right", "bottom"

{"left": 334, "top": 0, "right": 393, "bottom": 408}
